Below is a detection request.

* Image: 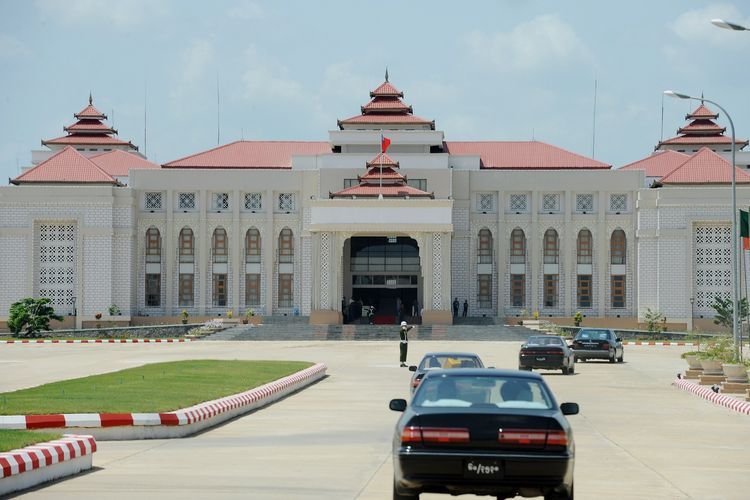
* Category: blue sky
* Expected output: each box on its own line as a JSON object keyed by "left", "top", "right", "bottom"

{"left": 2, "top": 0, "right": 750, "bottom": 181}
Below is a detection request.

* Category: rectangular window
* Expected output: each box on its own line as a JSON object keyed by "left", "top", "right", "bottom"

{"left": 278, "top": 273, "right": 293, "bottom": 307}
{"left": 478, "top": 193, "right": 494, "bottom": 212}
{"left": 145, "top": 192, "right": 162, "bottom": 211}
{"left": 245, "top": 274, "right": 260, "bottom": 305}
{"left": 577, "top": 275, "right": 592, "bottom": 308}
{"left": 510, "top": 274, "right": 525, "bottom": 307}
{"left": 178, "top": 193, "right": 196, "bottom": 210}
{"left": 509, "top": 194, "right": 527, "bottom": 212}
{"left": 278, "top": 193, "right": 295, "bottom": 212}
{"left": 179, "top": 274, "right": 194, "bottom": 306}
{"left": 542, "top": 194, "right": 560, "bottom": 212}
{"left": 544, "top": 274, "right": 558, "bottom": 307}
{"left": 576, "top": 194, "right": 594, "bottom": 212}
{"left": 610, "top": 194, "right": 627, "bottom": 212}
{"left": 213, "top": 193, "right": 229, "bottom": 211}
{"left": 244, "top": 192, "right": 262, "bottom": 211}
{"left": 212, "top": 274, "right": 227, "bottom": 307}
{"left": 407, "top": 179, "right": 427, "bottom": 191}
{"left": 477, "top": 275, "right": 492, "bottom": 309}
{"left": 344, "top": 179, "right": 358, "bottom": 189}
{"left": 145, "top": 274, "right": 160, "bottom": 307}
{"left": 612, "top": 275, "right": 626, "bottom": 308}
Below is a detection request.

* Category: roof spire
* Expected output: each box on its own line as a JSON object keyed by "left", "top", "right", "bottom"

{"left": 89, "top": 92, "right": 92, "bottom": 105}
{"left": 385, "top": 67, "right": 389, "bottom": 82}
{"left": 700, "top": 92, "right": 704, "bottom": 104}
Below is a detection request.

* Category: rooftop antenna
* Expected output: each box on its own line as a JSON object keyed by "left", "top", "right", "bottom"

{"left": 591, "top": 79, "right": 597, "bottom": 159}
{"left": 143, "top": 81, "right": 148, "bottom": 157}
{"left": 385, "top": 67, "right": 389, "bottom": 82}
{"left": 89, "top": 92, "right": 92, "bottom": 105}
{"left": 532, "top": 128, "right": 535, "bottom": 141}
{"left": 660, "top": 91, "right": 664, "bottom": 142}
{"left": 241, "top": 127, "right": 244, "bottom": 141}
{"left": 216, "top": 72, "right": 221, "bottom": 146}
{"left": 111, "top": 108, "right": 115, "bottom": 129}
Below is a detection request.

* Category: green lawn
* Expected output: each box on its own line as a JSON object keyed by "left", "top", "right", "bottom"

{"left": 0, "top": 360, "right": 314, "bottom": 415}
{"left": 0, "top": 429, "right": 62, "bottom": 452}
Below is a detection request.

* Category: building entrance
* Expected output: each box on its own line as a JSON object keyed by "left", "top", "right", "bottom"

{"left": 344, "top": 236, "right": 421, "bottom": 324}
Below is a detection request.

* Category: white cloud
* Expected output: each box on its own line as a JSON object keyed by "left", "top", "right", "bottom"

{"left": 240, "top": 45, "right": 305, "bottom": 103}
{"left": 0, "top": 34, "right": 30, "bottom": 59}
{"left": 169, "top": 40, "right": 215, "bottom": 101}
{"left": 226, "top": 0, "right": 264, "bottom": 20}
{"left": 34, "top": 0, "right": 161, "bottom": 28}
{"left": 670, "top": 3, "right": 750, "bottom": 47}
{"left": 465, "top": 14, "right": 591, "bottom": 72}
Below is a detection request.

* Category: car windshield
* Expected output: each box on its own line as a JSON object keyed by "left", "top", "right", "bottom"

{"left": 412, "top": 375, "right": 554, "bottom": 410}
{"left": 576, "top": 329, "right": 611, "bottom": 341}
{"left": 418, "top": 355, "right": 481, "bottom": 370}
{"left": 526, "top": 336, "right": 563, "bottom": 346}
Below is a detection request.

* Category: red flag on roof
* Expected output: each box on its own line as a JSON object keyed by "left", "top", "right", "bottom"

{"left": 381, "top": 134, "right": 391, "bottom": 153}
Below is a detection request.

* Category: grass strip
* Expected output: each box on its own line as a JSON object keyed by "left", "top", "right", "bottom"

{"left": 0, "top": 360, "right": 314, "bottom": 415}
{"left": 0, "top": 429, "right": 63, "bottom": 453}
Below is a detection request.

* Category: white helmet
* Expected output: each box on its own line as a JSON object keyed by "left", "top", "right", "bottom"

{"left": 400, "top": 321, "right": 407, "bottom": 326}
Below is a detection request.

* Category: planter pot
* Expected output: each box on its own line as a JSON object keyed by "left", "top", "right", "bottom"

{"left": 248, "top": 316, "right": 262, "bottom": 325}
{"left": 241, "top": 319, "right": 248, "bottom": 324}
{"left": 700, "top": 358, "right": 724, "bottom": 376}
{"left": 685, "top": 354, "right": 703, "bottom": 371}
{"left": 181, "top": 319, "right": 188, "bottom": 324}
{"left": 722, "top": 364, "right": 749, "bottom": 383}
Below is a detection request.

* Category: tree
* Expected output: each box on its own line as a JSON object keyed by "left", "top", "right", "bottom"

{"left": 643, "top": 308, "right": 665, "bottom": 334}
{"left": 7, "top": 297, "right": 63, "bottom": 338}
{"left": 710, "top": 296, "right": 749, "bottom": 329}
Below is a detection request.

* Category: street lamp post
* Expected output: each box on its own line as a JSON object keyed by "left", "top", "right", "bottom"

{"left": 664, "top": 90, "right": 740, "bottom": 357}
{"left": 711, "top": 18, "right": 749, "bottom": 31}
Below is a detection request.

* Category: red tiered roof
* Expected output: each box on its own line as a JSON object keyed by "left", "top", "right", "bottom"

{"left": 11, "top": 146, "right": 117, "bottom": 185}
{"left": 658, "top": 147, "right": 750, "bottom": 185}
{"left": 163, "top": 141, "right": 331, "bottom": 169}
{"left": 658, "top": 102, "right": 747, "bottom": 149}
{"left": 339, "top": 76, "right": 435, "bottom": 130}
{"left": 89, "top": 150, "right": 160, "bottom": 176}
{"left": 619, "top": 150, "right": 690, "bottom": 177}
{"left": 330, "top": 152, "right": 432, "bottom": 199}
{"left": 688, "top": 103, "right": 718, "bottom": 120}
{"left": 444, "top": 141, "right": 610, "bottom": 169}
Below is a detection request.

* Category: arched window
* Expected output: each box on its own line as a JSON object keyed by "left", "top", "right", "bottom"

{"left": 279, "top": 228, "right": 293, "bottom": 263}
{"left": 510, "top": 228, "right": 525, "bottom": 264}
{"left": 178, "top": 228, "right": 194, "bottom": 306}
{"left": 212, "top": 228, "right": 228, "bottom": 264}
{"left": 245, "top": 228, "right": 261, "bottom": 263}
{"left": 543, "top": 229, "right": 558, "bottom": 264}
{"left": 611, "top": 229, "right": 626, "bottom": 265}
{"left": 145, "top": 228, "right": 161, "bottom": 307}
{"left": 577, "top": 229, "right": 592, "bottom": 264}
{"left": 478, "top": 228, "right": 493, "bottom": 264}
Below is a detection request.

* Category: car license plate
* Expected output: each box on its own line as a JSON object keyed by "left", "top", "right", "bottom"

{"left": 464, "top": 460, "right": 503, "bottom": 479}
{"left": 535, "top": 356, "right": 546, "bottom": 361}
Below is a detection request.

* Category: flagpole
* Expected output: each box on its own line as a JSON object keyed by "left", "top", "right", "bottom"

{"left": 380, "top": 133, "right": 383, "bottom": 195}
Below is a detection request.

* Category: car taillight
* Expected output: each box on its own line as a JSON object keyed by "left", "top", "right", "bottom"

{"left": 401, "top": 426, "right": 470, "bottom": 444}
{"left": 601, "top": 343, "right": 610, "bottom": 350}
{"left": 498, "top": 428, "right": 568, "bottom": 448}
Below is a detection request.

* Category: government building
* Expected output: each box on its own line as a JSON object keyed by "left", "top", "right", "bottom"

{"left": 1, "top": 78, "right": 748, "bottom": 330}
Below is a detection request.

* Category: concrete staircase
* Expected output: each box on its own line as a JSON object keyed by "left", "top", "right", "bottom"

{"left": 204, "top": 317, "right": 535, "bottom": 342}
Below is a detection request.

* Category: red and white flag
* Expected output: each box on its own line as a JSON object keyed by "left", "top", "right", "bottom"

{"left": 381, "top": 134, "right": 391, "bottom": 153}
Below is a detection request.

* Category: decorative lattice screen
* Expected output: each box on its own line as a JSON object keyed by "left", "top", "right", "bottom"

{"left": 38, "top": 224, "right": 76, "bottom": 314}
{"left": 694, "top": 225, "right": 731, "bottom": 312}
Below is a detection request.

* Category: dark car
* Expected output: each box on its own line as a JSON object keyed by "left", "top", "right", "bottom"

{"left": 571, "top": 328, "right": 624, "bottom": 363}
{"left": 390, "top": 369, "right": 578, "bottom": 500}
{"left": 519, "top": 336, "right": 576, "bottom": 375}
{"left": 408, "top": 352, "right": 485, "bottom": 393}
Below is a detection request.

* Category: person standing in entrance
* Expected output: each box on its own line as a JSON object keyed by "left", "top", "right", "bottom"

{"left": 399, "top": 320, "right": 414, "bottom": 367}
{"left": 462, "top": 299, "right": 468, "bottom": 317}
{"left": 452, "top": 297, "right": 459, "bottom": 317}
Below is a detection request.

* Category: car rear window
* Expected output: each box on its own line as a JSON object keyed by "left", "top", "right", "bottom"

{"left": 418, "top": 355, "right": 481, "bottom": 370}
{"left": 526, "top": 337, "right": 563, "bottom": 346}
{"left": 413, "top": 375, "right": 554, "bottom": 410}
{"left": 576, "top": 329, "right": 611, "bottom": 340}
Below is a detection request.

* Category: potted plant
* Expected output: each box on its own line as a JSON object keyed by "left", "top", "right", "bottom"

{"left": 227, "top": 309, "right": 233, "bottom": 319}
{"left": 108, "top": 304, "right": 121, "bottom": 316}
{"left": 698, "top": 335, "right": 732, "bottom": 376}
{"left": 573, "top": 311, "right": 583, "bottom": 327}
{"left": 245, "top": 308, "right": 261, "bottom": 325}
{"left": 94, "top": 312, "right": 102, "bottom": 329}
{"left": 181, "top": 309, "right": 189, "bottom": 325}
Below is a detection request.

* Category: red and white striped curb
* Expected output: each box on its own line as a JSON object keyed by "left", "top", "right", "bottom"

{"left": 0, "top": 338, "right": 194, "bottom": 344}
{"left": 673, "top": 378, "right": 750, "bottom": 415}
{"left": 0, "top": 434, "right": 96, "bottom": 479}
{"left": 0, "top": 363, "right": 327, "bottom": 430}
{"left": 622, "top": 341, "right": 698, "bottom": 346}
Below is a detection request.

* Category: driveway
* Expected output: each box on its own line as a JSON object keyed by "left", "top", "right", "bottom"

{"left": 3, "top": 340, "right": 748, "bottom": 499}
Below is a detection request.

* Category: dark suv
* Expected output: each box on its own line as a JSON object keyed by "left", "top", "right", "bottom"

{"left": 571, "top": 328, "right": 624, "bottom": 363}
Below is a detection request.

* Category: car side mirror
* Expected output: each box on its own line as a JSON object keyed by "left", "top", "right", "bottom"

{"left": 560, "top": 402, "right": 579, "bottom": 415}
{"left": 408, "top": 365, "right": 417, "bottom": 372}
{"left": 389, "top": 398, "right": 407, "bottom": 412}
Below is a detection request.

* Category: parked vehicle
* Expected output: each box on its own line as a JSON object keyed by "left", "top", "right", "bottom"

{"left": 390, "top": 369, "right": 578, "bottom": 499}
{"left": 519, "top": 335, "right": 576, "bottom": 374}
{"left": 571, "top": 328, "right": 624, "bottom": 363}
{"left": 408, "top": 352, "right": 485, "bottom": 393}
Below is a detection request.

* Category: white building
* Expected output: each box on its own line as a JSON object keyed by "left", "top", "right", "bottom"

{"left": 1, "top": 79, "right": 748, "bottom": 330}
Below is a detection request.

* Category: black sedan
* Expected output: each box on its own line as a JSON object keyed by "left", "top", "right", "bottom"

{"left": 571, "top": 328, "right": 624, "bottom": 363}
{"left": 408, "top": 352, "right": 485, "bottom": 393}
{"left": 390, "top": 369, "right": 578, "bottom": 500}
{"left": 519, "top": 336, "right": 576, "bottom": 375}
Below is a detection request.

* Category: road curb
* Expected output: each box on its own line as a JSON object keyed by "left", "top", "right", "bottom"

{"left": 621, "top": 341, "right": 698, "bottom": 346}
{"left": 0, "top": 434, "right": 96, "bottom": 496}
{"left": 673, "top": 378, "right": 750, "bottom": 415}
{"left": 0, "top": 338, "right": 194, "bottom": 344}
{"left": 0, "top": 363, "right": 327, "bottom": 439}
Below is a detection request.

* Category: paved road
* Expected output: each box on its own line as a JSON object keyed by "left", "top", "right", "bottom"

{"left": 3, "top": 340, "right": 749, "bottom": 499}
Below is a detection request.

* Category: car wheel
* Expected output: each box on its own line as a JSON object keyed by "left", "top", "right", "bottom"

{"left": 609, "top": 351, "right": 616, "bottom": 363}
{"left": 617, "top": 354, "right": 624, "bottom": 363}
{"left": 544, "top": 482, "right": 573, "bottom": 500}
{"left": 568, "top": 362, "right": 575, "bottom": 374}
{"left": 561, "top": 366, "right": 568, "bottom": 375}
{"left": 393, "top": 480, "right": 419, "bottom": 500}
